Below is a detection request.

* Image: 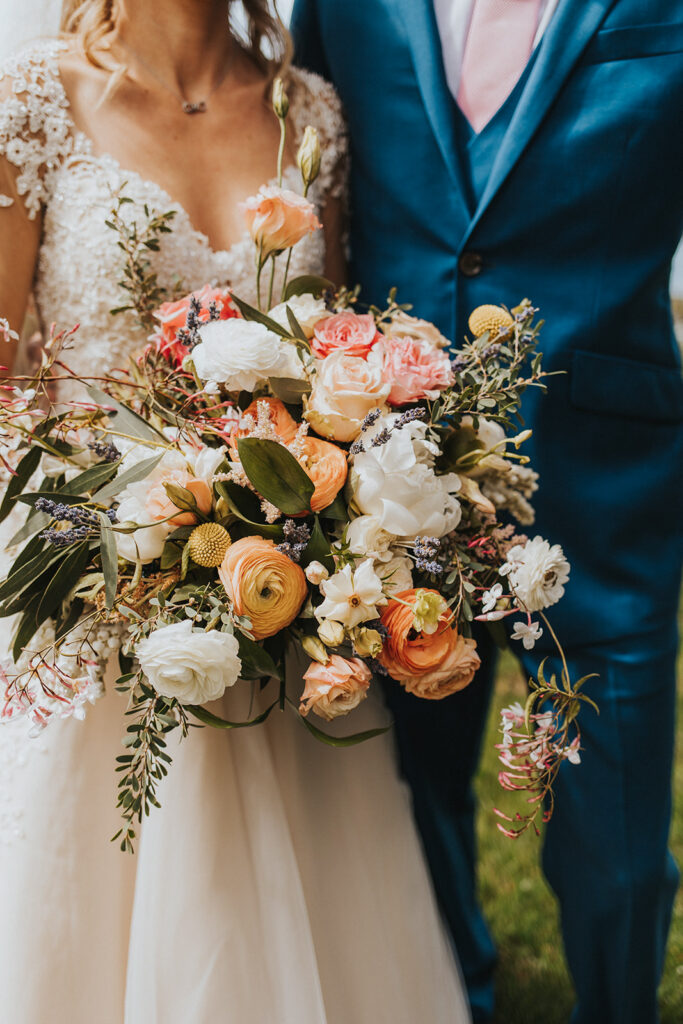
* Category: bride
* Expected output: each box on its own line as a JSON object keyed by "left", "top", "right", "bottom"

{"left": 0, "top": 2, "right": 471, "bottom": 1022}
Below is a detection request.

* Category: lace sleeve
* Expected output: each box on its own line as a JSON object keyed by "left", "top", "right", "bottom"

{"left": 288, "top": 67, "right": 348, "bottom": 205}
{"left": 0, "top": 42, "right": 73, "bottom": 221}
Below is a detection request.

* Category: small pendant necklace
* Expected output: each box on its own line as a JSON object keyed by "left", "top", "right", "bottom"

{"left": 120, "top": 43, "right": 231, "bottom": 114}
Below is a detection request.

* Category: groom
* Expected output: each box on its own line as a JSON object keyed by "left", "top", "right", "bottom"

{"left": 291, "top": 1, "right": 683, "bottom": 1021}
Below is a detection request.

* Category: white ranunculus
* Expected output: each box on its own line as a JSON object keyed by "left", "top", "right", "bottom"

{"left": 192, "top": 318, "right": 305, "bottom": 390}
{"left": 305, "top": 351, "right": 390, "bottom": 442}
{"left": 136, "top": 620, "right": 242, "bottom": 704}
{"left": 348, "top": 415, "right": 462, "bottom": 538}
{"left": 268, "top": 295, "right": 331, "bottom": 338}
{"left": 346, "top": 514, "right": 395, "bottom": 562}
{"left": 315, "top": 560, "right": 385, "bottom": 628}
{"left": 502, "top": 535, "right": 570, "bottom": 612}
{"left": 115, "top": 494, "right": 172, "bottom": 564}
{"left": 379, "top": 553, "right": 414, "bottom": 595}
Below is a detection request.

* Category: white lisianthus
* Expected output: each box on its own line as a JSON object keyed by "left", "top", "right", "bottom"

{"left": 115, "top": 494, "right": 172, "bottom": 564}
{"left": 348, "top": 415, "right": 462, "bottom": 538}
{"left": 192, "top": 318, "right": 306, "bottom": 390}
{"left": 380, "top": 553, "right": 414, "bottom": 595}
{"left": 305, "top": 351, "right": 390, "bottom": 442}
{"left": 315, "top": 559, "right": 385, "bottom": 628}
{"left": 268, "top": 294, "right": 331, "bottom": 338}
{"left": 136, "top": 620, "right": 242, "bottom": 704}
{"left": 502, "top": 536, "right": 570, "bottom": 612}
{"left": 346, "top": 514, "right": 395, "bottom": 562}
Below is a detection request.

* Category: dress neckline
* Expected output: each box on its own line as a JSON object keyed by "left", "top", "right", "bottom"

{"left": 49, "top": 39, "right": 303, "bottom": 262}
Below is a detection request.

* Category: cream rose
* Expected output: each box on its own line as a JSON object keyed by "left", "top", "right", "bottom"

{"left": 192, "top": 318, "right": 305, "bottom": 391}
{"left": 135, "top": 620, "right": 242, "bottom": 704}
{"left": 305, "top": 351, "right": 390, "bottom": 442}
{"left": 379, "top": 310, "right": 450, "bottom": 349}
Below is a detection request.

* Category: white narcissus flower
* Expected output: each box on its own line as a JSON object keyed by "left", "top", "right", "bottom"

{"left": 348, "top": 415, "right": 462, "bottom": 538}
{"left": 510, "top": 620, "right": 544, "bottom": 650}
{"left": 136, "top": 620, "right": 241, "bottom": 704}
{"left": 268, "top": 295, "right": 331, "bottom": 339}
{"left": 192, "top": 318, "right": 305, "bottom": 391}
{"left": 315, "top": 560, "right": 385, "bottom": 628}
{"left": 502, "top": 535, "right": 570, "bottom": 612}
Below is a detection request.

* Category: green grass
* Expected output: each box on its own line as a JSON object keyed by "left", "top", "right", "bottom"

{"left": 476, "top": 651, "right": 682, "bottom": 1023}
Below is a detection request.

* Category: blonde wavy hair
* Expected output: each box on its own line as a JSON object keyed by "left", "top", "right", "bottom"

{"left": 60, "top": 1, "right": 292, "bottom": 80}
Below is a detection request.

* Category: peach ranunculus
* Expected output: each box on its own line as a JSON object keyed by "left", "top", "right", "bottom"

{"left": 237, "top": 397, "right": 299, "bottom": 444}
{"left": 242, "top": 186, "right": 322, "bottom": 258}
{"left": 311, "top": 312, "right": 380, "bottom": 360}
{"left": 379, "top": 310, "right": 450, "bottom": 350}
{"left": 305, "top": 350, "right": 391, "bottom": 442}
{"left": 153, "top": 285, "right": 239, "bottom": 367}
{"left": 299, "top": 655, "right": 372, "bottom": 721}
{"left": 219, "top": 536, "right": 307, "bottom": 640}
{"left": 371, "top": 335, "right": 454, "bottom": 406}
{"left": 145, "top": 468, "right": 213, "bottom": 527}
{"left": 379, "top": 589, "right": 480, "bottom": 699}
{"left": 295, "top": 435, "right": 348, "bottom": 513}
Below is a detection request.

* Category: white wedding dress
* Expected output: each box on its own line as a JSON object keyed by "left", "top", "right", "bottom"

{"left": 0, "top": 41, "right": 471, "bottom": 1024}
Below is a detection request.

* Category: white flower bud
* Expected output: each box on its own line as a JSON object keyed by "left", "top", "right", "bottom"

{"left": 317, "top": 618, "right": 345, "bottom": 648}
{"left": 305, "top": 559, "right": 329, "bottom": 585}
{"left": 272, "top": 77, "right": 290, "bottom": 119}
{"left": 301, "top": 634, "right": 330, "bottom": 665}
{"left": 297, "top": 125, "right": 322, "bottom": 189}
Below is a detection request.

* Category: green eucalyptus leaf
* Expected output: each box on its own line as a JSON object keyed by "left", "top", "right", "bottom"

{"left": 12, "top": 592, "right": 43, "bottom": 661}
{"left": 91, "top": 454, "right": 163, "bottom": 503}
{"left": 187, "top": 699, "right": 279, "bottom": 729}
{"left": 86, "top": 386, "right": 165, "bottom": 443}
{"left": 283, "top": 275, "right": 334, "bottom": 300}
{"left": 60, "top": 460, "right": 120, "bottom": 495}
{"left": 0, "top": 446, "right": 42, "bottom": 524}
{"left": 37, "top": 542, "right": 90, "bottom": 622}
{"left": 285, "top": 306, "right": 309, "bottom": 343}
{"left": 97, "top": 512, "right": 118, "bottom": 609}
{"left": 228, "top": 294, "right": 290, "bottom": 338}
{"left": 237, "top": 437, "right": 313, "bottom": 515}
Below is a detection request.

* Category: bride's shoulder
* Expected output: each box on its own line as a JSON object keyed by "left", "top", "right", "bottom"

{"left": 286, "top": 66, "right": 347, "bottom": 200}
{"left": 0, "top": 39, "right": 73, "bottom": 219}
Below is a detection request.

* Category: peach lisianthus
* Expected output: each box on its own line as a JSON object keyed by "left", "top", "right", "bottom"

{"left": 145, "top": 468, "right": 213, "bottom": 527}
{"left": 219, "top": 536, "right": 307, "bottom": 640}
{"left": 371, "top": 335, "right": 454, "bottom": 406}
{"left": 295, "top": 435, "right": 348, "bottom": 513}
{"left": 242, "top": 186, "right": 321, "bottom": 257}
{"left": 379, "top": 589, "right": 480, "bottom": 699}
{"left": 311, "top": 312, "right": 380, "bottom": 360}
{"left": 299, "top": 655, "right": 372, "bottom": 721}
{"left": 153, "top": 285, "right": 238, "bottom": 367}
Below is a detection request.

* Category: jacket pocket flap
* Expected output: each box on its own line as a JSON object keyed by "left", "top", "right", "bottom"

{"left": 581, "top": 23, "right": 683, "bottom": 64}
{"left": 570, "top": 350, "right": 683, "bottom": 423}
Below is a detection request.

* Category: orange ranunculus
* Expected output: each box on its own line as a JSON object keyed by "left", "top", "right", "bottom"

{"left": 295, "top": 435, "right": 348, "bottom": 513}
{"left": 218, "top": 536, "right": 307, "bottom": 640}
{"left": 237, "top": 397, "right": 299, "bottom": 444}
{"left": 299, "top": 655, "right": 372, "bottom": 721}
{"left": 379, "top": 589, "right": 480, "bottom": 699}
{"left": 145, "top": 470, "right": 213, "bottom": 527}
{"left": 242, "top": 186, "right": 321, "bottom": 257}
{"left": 153, "top": 285, "right": 239, "bottom": 367}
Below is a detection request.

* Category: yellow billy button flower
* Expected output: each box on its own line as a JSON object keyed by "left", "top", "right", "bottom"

{"left": 468, "top": 304, "right": 514, "bottom": 340}
{"left": 187, "top": 523, "right": 232, "bottom": 568}
{"left": 412, "top": 589, "right": 449, "bottom": 635}
{"left": 297, "top": 126, "right": 322, "bottom": 191}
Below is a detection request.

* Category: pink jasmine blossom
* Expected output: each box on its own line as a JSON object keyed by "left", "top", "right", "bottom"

{"left": 510, "top": 620, "right": 543, "bottom": 650}
{"left": 481, "top": 583, "right": 503, "bottom": 613}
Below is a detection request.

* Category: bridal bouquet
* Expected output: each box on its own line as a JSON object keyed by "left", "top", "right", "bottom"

{"left": 0, "top": 81, "right": 594, "bottom": 848}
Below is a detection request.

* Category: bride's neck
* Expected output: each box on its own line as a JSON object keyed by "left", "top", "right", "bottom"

{"left": 112, "top": 0, "right": 237, "bottom": 91}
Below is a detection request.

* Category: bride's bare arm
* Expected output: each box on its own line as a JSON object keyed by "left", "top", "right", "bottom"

{"left": 0, "top": 155, "right": 41, "bottom": 371}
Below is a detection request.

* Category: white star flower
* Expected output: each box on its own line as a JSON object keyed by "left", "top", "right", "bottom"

{"left": 315, "top": 560, "right": 385, "bottom": 628}
{"left": 510, "top": 620, "right": 544, "bottom": 650}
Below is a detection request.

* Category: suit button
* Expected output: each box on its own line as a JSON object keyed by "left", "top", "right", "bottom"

{"left": 459, "top": 250, "right": 484, "bottom": 277}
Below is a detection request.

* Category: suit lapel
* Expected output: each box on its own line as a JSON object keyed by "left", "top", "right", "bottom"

{"left": 394, "top": 0, "right": 473, "bottom": 214}
{"left": 466, "top": 0, "right": 618, "bottom": 235}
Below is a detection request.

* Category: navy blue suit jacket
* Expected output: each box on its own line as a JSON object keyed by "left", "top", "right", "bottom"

{"left": 291, "top": 0, "right": 683, "bottom": 649}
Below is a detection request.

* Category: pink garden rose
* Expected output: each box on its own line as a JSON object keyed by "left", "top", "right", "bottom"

{"left": 242, "top": 186, "right": 321, "bottom": 257}
{"left": 371, "top": 335, "right": 454, "bottom": 406}
{"left": 311, "top": 312, "right": 380, "bottom": 360}
{"left": 153, "top": 286, "right": 239, "bottom": 367}
{"left": 299, "top": 655, "right": 372, "bottom": 721}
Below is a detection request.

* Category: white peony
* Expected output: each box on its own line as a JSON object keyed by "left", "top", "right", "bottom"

{"left": 192, "top": 318, "right": 306, "bottom": 390}
{"left": 305, "top": 351, "right": 390, "bottom": 442}
{"left": 349, "top": 415, "right": 462, "bottom": 538}
{"left": 315, "top": 560, "right": 385, "bottom": 628}
{"left": 135, "top": 620, "right": 242, "bottom": 704}
{"left": 502, "top": 536, "right": 570, "bottom": 612}
{"left": 346, "top": 514, "right": 395, "bottom": 562}
{"left": 268, "top": 294, "right": 331, "bottom": 338}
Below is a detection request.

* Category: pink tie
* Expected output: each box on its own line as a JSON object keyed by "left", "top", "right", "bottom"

{"left": 458, "top": 0, "right": 542, "bottom": 133}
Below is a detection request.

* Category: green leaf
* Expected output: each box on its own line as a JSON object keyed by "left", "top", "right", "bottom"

{"left": 0, "top": 545, "right": 65, "bottom": 604}
{"left": 237, "top": 437, "right": 314, "bottom": 515}
{"left": 98, "top": 512, "right": 118, "bottom": 609}
{"left": 91, "top": 454, "right": 163, "bottom": 503}
{"left": 12, "top": 592, "right": 43, "bottom": 661}
{"left": 37, "top": 542, "right": 90, "bottom": 622}
{"left": 320, "top": 492, "right": 347, "bottom": 521}
{"left": 283, "top": 275, "right": 334, "bottom": 300}
{"left": 214, "top": 482, "right": 284, "bottom": 540}
{"left": 303, "top": 516, "right": 335, "bottom": 573}
{"left": 285, "top": 306, "right": 309, "bottom": 343}
{"left": 228, "top": 294, "right": 290, "bottom": 338}
{"left": 289, "top": 699, "right": 391, "bottom": 747}
{"left": 9, "top": 509, "right": 50, "bottom": 547}
{"left": 61, "top": 460, "right": 120, "bottom": 495}
{"left": 86, "top": 386, "right": 165, "bottom": 443}
{"left": 0, "top": 447, "right": 42, "bottom": 524}
{"left": 268, "top": 376, "right": 311, "bottom": 404}
{"left": 163, "top": 482, "right": 198, "bottom": 515}
{"left": 237, "top": 633, "right": 282, "bottom": 680}
{"left": 187, "top": 699, "right": 279, "bottom": 730}
{"left": 16, "top": 491, "right": 86, "bottom": 508}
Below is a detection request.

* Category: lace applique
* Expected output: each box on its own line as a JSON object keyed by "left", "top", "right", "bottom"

{"left": 0, "top": 40, "right": 72, "bottom": 219}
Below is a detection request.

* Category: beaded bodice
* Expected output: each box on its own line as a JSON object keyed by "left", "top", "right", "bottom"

{"left": 0, "top": 41, "right": 346, "bottom": 393}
